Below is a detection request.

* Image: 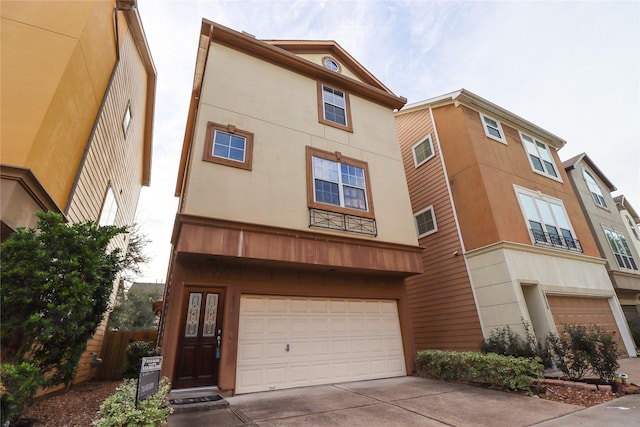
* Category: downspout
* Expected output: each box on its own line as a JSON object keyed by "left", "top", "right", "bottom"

{"left": 64, "top": 2, "right": 136, "bottom": 215}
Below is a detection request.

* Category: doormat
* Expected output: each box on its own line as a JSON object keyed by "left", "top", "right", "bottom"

{"left": 169, "top": 395, "right": 224, "bottom": 405}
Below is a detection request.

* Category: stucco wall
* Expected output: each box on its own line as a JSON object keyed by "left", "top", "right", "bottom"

{"left": 182, "top": 43, "right": 417, "bottom": 246}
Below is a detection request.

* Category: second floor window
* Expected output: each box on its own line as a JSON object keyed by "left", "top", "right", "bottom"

{"left": 583, "top": 169, "right": 608, "bottom": 208}
{"left": 520, "top": 133, "right": 559, "bottom": 180}
{"left": 98, "top": 186, "right": 118, "bottom": 226}
{"left": 313, "top": 156, "right": 367, "bottom": 211}
{"left": 203, "top": 122, "right": 254, "bottom": 171}
{"left": 414, "top": 206, "right": 437, "bottom": 238}
{"left": 604, "top": 228, "right": 638, "bottom": 270}
{"left": 516, "top": 187, "right": 580, "bottom": 251}
{"left": 412, "top": 135, "right": 435, "bottom": 167}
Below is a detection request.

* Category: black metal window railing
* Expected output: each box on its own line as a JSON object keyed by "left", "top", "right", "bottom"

{"left": 309, "top": 208, "right": 377, "bottom": 236}
{"left": 530, "top": 229, "right": 583, "bottom": 253}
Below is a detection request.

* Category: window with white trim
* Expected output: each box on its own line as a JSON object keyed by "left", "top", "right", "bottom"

{"left": 122, "top": 102, "right": 132, "bottom": 135}
{"left": 516, "top": 187, "right": 580, "bottom": 251}
{"left": 414, "top": 206, "right": 437, "bottom": 238}
{"left": 604, "top": 228, "right": 638, "bottom": 270}
{"left": 412, "top": 135, "right": 435, "bottom": 167}
{"left": 98, "top": 186, "right": 118, "bottom": 226}
{"left": 480, "top": 113, "right": 506, "bottom": 143}
{"left": 626, "top": 215, "right": 640, "bottom": 240}
{"left": 583, "top": 169, "right": 607, "bottom": 208}
{"left": 520, "top": 133, "right": 559, "bottom": 179}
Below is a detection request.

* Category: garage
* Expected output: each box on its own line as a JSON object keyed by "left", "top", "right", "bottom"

{"left": 546, "top": 295, "right": 628, "bottom": 357}
{"left": 235, "top": 295, "right": 406, "bottom": 394}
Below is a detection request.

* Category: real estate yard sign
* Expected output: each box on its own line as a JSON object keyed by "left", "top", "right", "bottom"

{"left": 136, "top": 356, "right": 162, "bottom": 405}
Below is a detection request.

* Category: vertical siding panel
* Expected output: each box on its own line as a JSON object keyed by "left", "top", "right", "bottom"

{"left": 396, "top": 109, "right": 484, "bottom": 351}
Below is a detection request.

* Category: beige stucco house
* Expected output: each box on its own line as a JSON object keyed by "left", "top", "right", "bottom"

{"left": 158, "top": 20, "right": 422, "bottom": 395}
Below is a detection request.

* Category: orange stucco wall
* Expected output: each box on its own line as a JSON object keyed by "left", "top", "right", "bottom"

{"left": 1, "top": 1, "right": 119, "bottom": 209}
{"left": 433, "top": 104, "right": 599, "bottom": 257}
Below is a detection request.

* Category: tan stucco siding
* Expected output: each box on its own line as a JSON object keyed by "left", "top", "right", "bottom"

{"left": 296, "top": 53, "right": 362, "bottom": 81}
{"left": 183, "top": 43, "right": 417, "bottom": 246}
{"left": 1, "top": 1, "right": 118, "bottom": 209}
{"left": 433, "top": 105, "right": 599, "bottom": 257}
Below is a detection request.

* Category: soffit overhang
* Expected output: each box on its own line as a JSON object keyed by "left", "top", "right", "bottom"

{"left": 175, "top": 20, "right": 406, "bottom": 197}
{"left": 397, "top": 88, "right": 567, "bottom": 150}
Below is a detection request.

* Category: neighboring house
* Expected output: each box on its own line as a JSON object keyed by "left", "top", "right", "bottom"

{"left": 159, "top": 20, "right": 422, "bottom": 394}
{"left": 615, "top": 195, "right": 640, "bottom": 269}
{"left": 394, "top": 89, "right": 636, "bottom": 357}
{"left": 564, "top": 155, "right": 640, "bottom": 330}
{"left": 1, "top": 0, "right": 156, "bottom": 384}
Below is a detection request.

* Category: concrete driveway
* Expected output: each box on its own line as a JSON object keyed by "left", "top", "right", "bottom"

{"left": 168, "top": 376, "right": 600, "bottom": 426}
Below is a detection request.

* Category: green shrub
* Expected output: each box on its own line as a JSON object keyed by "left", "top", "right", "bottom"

{"left": 628, "top": 319, "right": 640, "bottom": 348}
{"left": 1, "top": 362, "right": 43, "bottom": 426}
{"left": 92, "top": 377, "right": 173, "bottom": 427}
{"left": 480, "top": 320, "right": 554, "bottom": 368}
{"left": 122, "top": 341, "right": 159, "bottom": 379}
{"left": 547, "top": 324, "right": 620, "bottom": 382}
{"left": 415, "top": 350, "right": 543, "bottom": 393}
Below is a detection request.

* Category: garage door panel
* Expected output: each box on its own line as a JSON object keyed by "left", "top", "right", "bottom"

{"left": 236, "top": 296, "right": 406, "bottom": 394}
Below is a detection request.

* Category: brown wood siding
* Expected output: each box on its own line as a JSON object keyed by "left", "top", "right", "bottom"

{"left": 160, "top": 258, "right": 414, "bottom": 393}
{"left": 395, "top": 109, "right": 483, "bottom": 351}
{"left": 547, "top": 295, "right": 628, "bottom": 358}
{"left": 66, "top": 29, "right": 150, "bottom": 383}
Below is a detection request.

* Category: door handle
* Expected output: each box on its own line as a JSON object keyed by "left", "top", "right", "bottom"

{"left": 285, "top": 344, "right": 290, "bottom": 352}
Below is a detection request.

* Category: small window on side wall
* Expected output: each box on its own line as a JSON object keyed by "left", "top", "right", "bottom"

{"left": 317, "top": 82, "right": 353, "bottom": 132}
{"left": 122, "top": 102, "right": 132, "bottom": 135}
{"left": 480, "top": 113, "right": 506, "bottom": 143}
{"left": 203, "top": 122, "right": 254, "bottom": 171}
{"left": 414, "top": 206, "right": 437, "bottom": 238}
{"left": 412, "top": 135, "right": 435, "bottom": 167}
{"left": 98, "top": 186, "right": 118, "bottom": 226}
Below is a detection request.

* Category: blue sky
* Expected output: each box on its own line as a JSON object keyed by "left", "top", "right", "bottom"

{"left": 134, "top": 0, "right": 640, "bottom": 283}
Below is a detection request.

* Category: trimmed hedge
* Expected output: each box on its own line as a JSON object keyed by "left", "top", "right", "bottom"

{"left": 416, "top": 350, "right": 543, "bottom": 393}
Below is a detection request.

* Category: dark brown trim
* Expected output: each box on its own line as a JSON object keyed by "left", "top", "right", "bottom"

{"left": 203, "top": 122, "right": 254, "bottom": 171}
{"left": 306, "top": 146, "right": 374, "bottom": 218}
{"left": 171, "top": 213, "right": 422, "bottom": 276}
{"left": 316, "top": 82, "right": 354, "bottom": 133}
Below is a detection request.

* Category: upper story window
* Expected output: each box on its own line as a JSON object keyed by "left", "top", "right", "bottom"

{"left": 122, "top": 102, "right": 132, "bottom": 135}
{"left": 414, "top": 206, "right": 437, "bottom": 238}
{"left": 412, "top": 135, "right": 435, "bottom": 167}
{"left": 317, "top": 82, "right": 353, "bottom": 132}
{"left": 583, "top": 169, "right": 608, "bottom": 208}
{"left": 322, "top": 56, "right": 340, "bottom": 72}
{"left": 306, "top": 146, "right": 374, "bottom": 218}
{"left": 203, "top": 122, "right": 254, "bottom": 171}
{"left": 604, "top": 228, "right": 638, "bottom": 271}
{"left": 626, "top": 215, "right": 640, "bottom": 240}
{"left": 515, "top": 186, "right": 581, "bottom": 252}
{"left": 520, "top": 133, "right": 560, "bottom": 180}
{"left": 480, "top": 113, "right": 506, "bottom": 144}
{"left": 98, "top": 186, "right": 118, "bottom": 226}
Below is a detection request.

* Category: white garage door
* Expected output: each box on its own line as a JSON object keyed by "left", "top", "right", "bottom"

{"left": 235, "top": 296, "right": 406, "bottom": 394}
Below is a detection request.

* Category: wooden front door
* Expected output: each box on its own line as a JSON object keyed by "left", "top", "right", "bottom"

{"left": 173, "top": 287, "right": 225, "bottom": 389}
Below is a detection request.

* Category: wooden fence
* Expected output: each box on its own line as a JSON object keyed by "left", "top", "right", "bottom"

{"left": 95, "top": 329, "right": 157, "bottom": 380}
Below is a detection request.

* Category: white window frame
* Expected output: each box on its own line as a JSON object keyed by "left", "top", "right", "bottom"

{"left": 322, "top": 85, "right": 347, "bottom": 127}
{"left": 122, "top": 102, "right": 132, "bottom": 135}
{"left": 514, "top": 185, "right": 579, "bottom": 251}
{"left": 582, "top": 168, "right": 608, "bottom": 209}
{"left": 311, "top": 156, "right": 369, "bottom": 212}
{"left": 626, "top": 215, "right": 640, "bottom": 241}
{"left": 519, "top": 132, "right": 562, "bottom": 182}
{"left": 479, "top": 112, "right": 507, "bottom": 144}
{"left": 603, "top": 227, "right": 639, "bottom": 271}
{"left": 414, "top": 205, "right": 437, "bottom": 238}
{"left": 98, "top": 186, "right": 118, "bottom": 226}
{"left": 412, "top": 135, "right": 435, "bottom": 168}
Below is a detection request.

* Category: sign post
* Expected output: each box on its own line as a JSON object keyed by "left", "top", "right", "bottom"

{"left": 136, "top": 356, "right": 162, "bottom": 406}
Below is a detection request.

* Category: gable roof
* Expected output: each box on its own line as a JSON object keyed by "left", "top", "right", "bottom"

{"left": 562, "top": 152, "right": 617, "bottom": 192}
{"left": 396, "top": 89, "right": 567, "bottom": 150}
{"left": 175, "top": 19, "right": 406, "bottom": 197}
{"left": 614, "top": 195, "right": 640, "bottom": 223}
